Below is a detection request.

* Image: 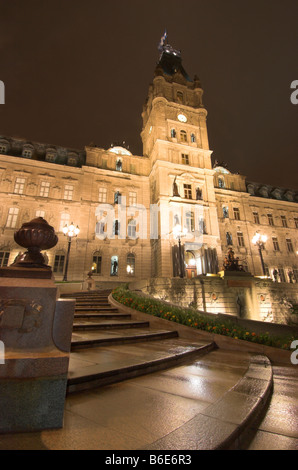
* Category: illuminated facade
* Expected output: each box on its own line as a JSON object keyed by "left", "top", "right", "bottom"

{"left": 0, "top": 40, "right": 297, "bottom": 288}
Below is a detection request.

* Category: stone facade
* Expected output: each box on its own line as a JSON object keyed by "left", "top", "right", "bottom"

{"left": 0, "top": 40, "right": 297, "bottom": 294}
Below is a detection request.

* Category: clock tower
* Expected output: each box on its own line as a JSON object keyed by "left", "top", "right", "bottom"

{"left": 141, "top": 37, "right": 222, "bottom": 278}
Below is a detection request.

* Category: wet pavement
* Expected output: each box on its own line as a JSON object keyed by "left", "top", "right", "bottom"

{"left": 0, "top": 349, "right": 252, "bottom": 450}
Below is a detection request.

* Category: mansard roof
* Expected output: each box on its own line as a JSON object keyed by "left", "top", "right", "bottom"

{"left": 246, "top": 181, "right": 298, "bottom": 203}
{"left": 0, "top": 135, "right": 86, "bottom": 167}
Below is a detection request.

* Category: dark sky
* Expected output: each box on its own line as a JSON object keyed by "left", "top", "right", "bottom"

{"left": 0, "top": 0, "right": 297, "bottom": 190}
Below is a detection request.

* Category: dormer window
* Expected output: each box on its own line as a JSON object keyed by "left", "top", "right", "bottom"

{"left": 22, "top": 146, "right": 33, "bottom": 158}
{"left": 0, "top": 141, "right": 9, "bottom": 154}
{"left": 67, "top": 153, "right": 78, "bottom": 166}
{"left": 45, "top": 150, "right": 57, "bottom": 163}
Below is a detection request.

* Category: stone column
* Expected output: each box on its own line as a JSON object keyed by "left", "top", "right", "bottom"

{"left": 0, "top": 218, "right": 75, "bottom": 433}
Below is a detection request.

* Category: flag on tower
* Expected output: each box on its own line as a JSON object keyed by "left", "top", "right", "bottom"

{"left": 158, "top": 30, "right": 168, "bottom": 52}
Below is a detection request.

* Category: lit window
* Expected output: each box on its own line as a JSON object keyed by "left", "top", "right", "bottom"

{"left": 181, "top": 154, "right": 189, "bottom": 165}
{"left": 233, "top": 208, "right": 240, "bottom": 220}
{"left": 286, "top": 238, "right": 294, "bottom": 253}
{"left": 40, "top": 181, "right": 50, "bottom": 197}
{"left": 184, "top": 184, "right": 192, "bottom": 199}
{"left": 185, "top": 211, "right": 195, "bottom": 232}
{"left": 180, "top": 130, "right": 187, "bottom": 142}
{"left": 267, "top": 214, "right": 274, "bottom": 226}
{"left": 98, "top": 187, "right": 107, "bottom": 203}
{"left": 92, "top": 253, "right": 102, "bottom": 274}
{"left": 64, "top": 185, "right": 74, "bottom": 200}
{"left": 36, "top": 210, "right": 45, "bottom": 218}
{"left": 95, "top": 221, "right": 105, "bottom": 236}
{"left": 281, "top": 216, "right": 287, "bottom": 228}
{"left": 0, "top": 251, "right": 10, "bottom": 267}
{"left": 237, "top": 232, "right": 245, "bottom": 247}
{"left": 128, "top": 219, "right": 137, "bottom": 239}
{"left": 128, "top": 192, "right": 137, "bottom": 206}
{"left": 126, "top": 253, "right": 135, "bottom": 275}
{"left": 14, "top": 177, "right": 25, "bottom": 194}
{"left": 53, "top": 254, "right": 65, "bottom": 273}
{"left": 6, "top": 207, "right": 19, "bottom": 228}
{"left": 59, "top": 213, "right": 70, "bottom": 232}
{"left": 253, "top": 212, "right": 260, "bottom": 224}
{"left": 272, "top": 237, "right": 280, "bottom": 251}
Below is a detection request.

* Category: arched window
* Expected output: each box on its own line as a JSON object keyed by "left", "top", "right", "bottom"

{"left": 180, "top": 130, "right": 187, "bottom": 142}
{"left": 111, "top": 256, "right": 118, "bottom": 276}
{"left": 126, "top": 253, "right": 135, "bottom": 275}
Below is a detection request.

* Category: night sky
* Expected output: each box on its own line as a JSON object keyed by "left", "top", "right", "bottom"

{"left": 0, "top": 0, "right": 297, "bottom": 190}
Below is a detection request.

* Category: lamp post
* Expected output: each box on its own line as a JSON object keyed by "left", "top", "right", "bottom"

{"left": 252, "top": 232, "right": 267, "bottom": 276}
{"left": 62, "top": 222, "right": 80, "bottom": 281}
{"left": 173, "top": 224, "right": 187, "bottom": 278}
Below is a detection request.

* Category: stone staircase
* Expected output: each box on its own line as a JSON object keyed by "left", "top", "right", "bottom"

{"left": 59, "top": 289, "right": 275, "bottom": 450}
{"left": 65, "top": 290, "right": 215, "bottom": 394}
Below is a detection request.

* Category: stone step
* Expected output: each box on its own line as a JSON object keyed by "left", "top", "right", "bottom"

{"left": 71, "top": 328, "right": 179, "bottom": 350}
{"left": 72, "top": 320, "right": 150, "bottom": 331}
{"left": 67, "top": 339, "right": 215, "bottom": 393}
{"left": 74, "top": 313, "right": 132, "bottom": 320}
{"left": 74, "top": 303, "right": 112, "bottom": 307}
{"left": 74, "top": 306, "right": 119, "bottom": 312}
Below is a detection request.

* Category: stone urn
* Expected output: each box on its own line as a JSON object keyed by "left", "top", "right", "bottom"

{"left": 13, "top": 217, "right": 58, "bottom": 269}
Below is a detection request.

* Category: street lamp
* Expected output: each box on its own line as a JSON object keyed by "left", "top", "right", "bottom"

{"left": 173, "top": 224, "right": 187, "bottom": 278}
{"left": 62, "top": 222, "right": 80, "bottom": 281}
{"left": 252, "top": 232, "right": 268, "bottom": 276}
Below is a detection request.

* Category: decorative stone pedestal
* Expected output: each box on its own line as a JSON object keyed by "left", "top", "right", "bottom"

{"left": 0, "top": 218, "right": 75, "bottom": 433}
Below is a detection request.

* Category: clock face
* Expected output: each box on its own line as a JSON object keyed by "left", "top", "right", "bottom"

{"left": 177, "top": 113, "right": 187, "bottom": 123}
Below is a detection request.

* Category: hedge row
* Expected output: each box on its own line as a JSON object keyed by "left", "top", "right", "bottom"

{"left": 112, "top": 284, "right": 295, "bottom": 350}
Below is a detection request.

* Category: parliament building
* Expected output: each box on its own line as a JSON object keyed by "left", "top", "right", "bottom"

{"left": 0, "top": 40, "right": 297, "bottom": 289}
